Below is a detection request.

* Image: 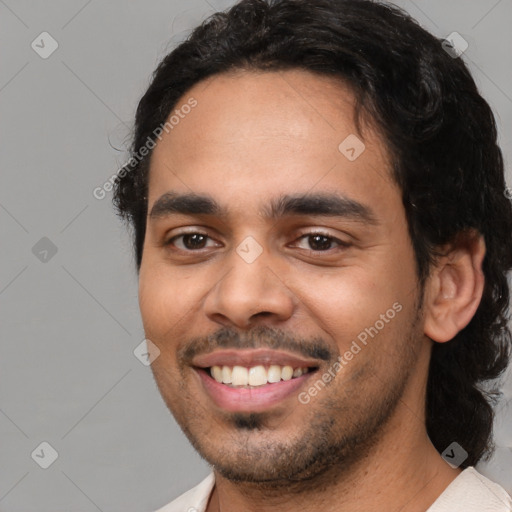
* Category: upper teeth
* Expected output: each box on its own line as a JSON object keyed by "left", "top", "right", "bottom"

{"left": 210, "top": 365, "right": 309, "bottom": 387}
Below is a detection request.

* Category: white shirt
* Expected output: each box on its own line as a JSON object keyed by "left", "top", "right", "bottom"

{"left": 154, "top": 467, "right": 512, "bottom": 512}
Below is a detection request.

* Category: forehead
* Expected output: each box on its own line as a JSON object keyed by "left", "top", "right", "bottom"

{"left": 147, "top": 69, "right": 396, "bottom": 218}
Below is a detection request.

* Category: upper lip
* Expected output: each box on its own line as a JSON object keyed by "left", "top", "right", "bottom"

{"left": 192, "top": 349, "right": 321, "bottom": 369}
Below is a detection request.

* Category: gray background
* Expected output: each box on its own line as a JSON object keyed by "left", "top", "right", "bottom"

{"left": 1, "top": 0, "right": 511, "bottom": 510}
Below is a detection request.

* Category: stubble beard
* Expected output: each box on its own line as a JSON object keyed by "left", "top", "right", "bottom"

{"left": 159, "top": 302, "right": 423, "bottom": 494}
{"left": 179, "top": 340, "right": 419, "bottom": 494}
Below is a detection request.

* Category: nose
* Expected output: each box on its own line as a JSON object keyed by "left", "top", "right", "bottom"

{"left": 203, "top": 249, "right": 296, "bottom": 329}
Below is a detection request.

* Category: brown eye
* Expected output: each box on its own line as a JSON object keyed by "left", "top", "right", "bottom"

{"left": 307, "top": 234, "right": 334, "bottom": 251}
{"left": 293, "top": 231, "right": 351, "bottom": 252}
{"left": 166, "top": 232, "right": 215, "bottom": 251}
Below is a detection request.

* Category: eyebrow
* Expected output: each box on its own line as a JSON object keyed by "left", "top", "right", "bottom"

{"left": 149, "top": 191, "right": 378, "bottom": 224}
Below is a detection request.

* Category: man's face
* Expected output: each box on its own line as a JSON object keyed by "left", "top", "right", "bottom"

{"left": 139, "top": 70, "right": 428, "bottom": 484}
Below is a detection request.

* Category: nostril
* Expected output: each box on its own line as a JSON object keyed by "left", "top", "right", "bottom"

{"left": 254, "top": 311, "right": 272, "bottom": 317}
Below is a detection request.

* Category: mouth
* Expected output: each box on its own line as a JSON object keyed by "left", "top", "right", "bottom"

{"left": 192, "top": 349, "right": 321, "bottom": 412}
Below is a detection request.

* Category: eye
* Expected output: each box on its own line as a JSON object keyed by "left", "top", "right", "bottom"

{"left": 164, "top": 230, "right": 350, "bottom": 254}
{"left": 293, "top": 231, "right": 350, "bottom": 252}
{"left": 166, "top": 232, "right": 218, "bottom": 251}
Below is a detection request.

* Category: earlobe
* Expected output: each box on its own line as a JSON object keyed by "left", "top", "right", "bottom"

{"left": 423, "top": 232, "right": 486, "bottom": 343}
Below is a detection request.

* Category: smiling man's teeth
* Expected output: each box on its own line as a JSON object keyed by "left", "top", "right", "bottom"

{"left": 221, "top": 366, "right": 232, "bottom": 384}
{"left": 210, "top": 365, "right": 310, "bottom": 387}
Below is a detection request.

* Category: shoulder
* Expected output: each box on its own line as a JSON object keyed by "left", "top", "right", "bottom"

{"left": 428, "top": 467, "right": 512, "bottom": 512}
{"left": 153, "top": 473, "right": 215, "bottom": 512}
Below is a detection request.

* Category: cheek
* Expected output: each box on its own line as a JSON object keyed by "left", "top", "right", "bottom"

{"left": 138, "top": 263, "right": 201, "bottom": 334}
{"left": 286, "top": 260, "right": 409, "bottom": 344}
{"left": 138, "top": 270, "right": 168, "bottom": 334}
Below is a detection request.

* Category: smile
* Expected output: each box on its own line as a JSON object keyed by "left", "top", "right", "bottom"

{"left": 191, "top": 349, "right": 321, "bottom": 412}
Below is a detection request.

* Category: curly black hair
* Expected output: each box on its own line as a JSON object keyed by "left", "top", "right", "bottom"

{"left": 112, "top": 0, "right": 512, "bottom": 468}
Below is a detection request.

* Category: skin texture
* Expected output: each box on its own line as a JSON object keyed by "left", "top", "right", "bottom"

{"left": 138, "top": 69, "right": 485, "bottom": 512}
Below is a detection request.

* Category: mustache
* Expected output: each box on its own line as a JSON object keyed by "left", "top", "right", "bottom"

{"left": 179, "top": 325, "right": 333, "bottom": 365}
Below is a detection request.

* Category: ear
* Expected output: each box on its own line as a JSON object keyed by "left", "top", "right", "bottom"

{"left": 423, "top": 231, "right": 486, "bottom": 343}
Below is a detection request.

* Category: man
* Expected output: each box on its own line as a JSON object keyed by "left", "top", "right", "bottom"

{"left": 113, "top": 0, "right": 512, "bottom": 510}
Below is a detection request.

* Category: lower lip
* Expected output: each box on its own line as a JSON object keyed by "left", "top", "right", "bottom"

{"left": 195, "top": 368, "right": 315, "bottom": 412}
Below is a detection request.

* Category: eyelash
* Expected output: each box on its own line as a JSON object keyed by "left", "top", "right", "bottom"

{"left": 164, "top": 230, "right": 350, "bottom": 253}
